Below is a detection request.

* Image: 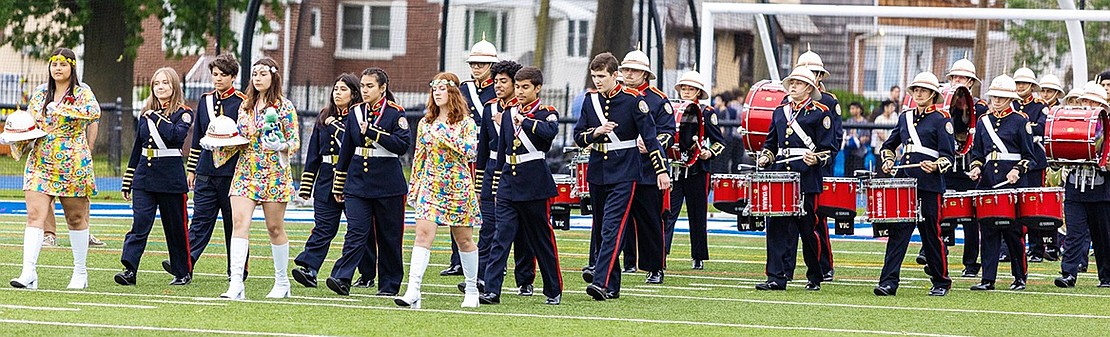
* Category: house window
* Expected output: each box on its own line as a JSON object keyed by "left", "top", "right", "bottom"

{"left": 335, "top": 1, "right": 408, "bottom": 60}
{"left": 310, "top": 8, "right": 323, "bottom": 47}
{"left": 567, "top": 20, "right": 588, "bottom": 58}
{"left": 860, "top": 38, "right": 905, "bottom": 97}
{"left": 678, "top": 37, "right": 697, "bottom": 70}
{"left": 947, "top": 46, "right": 972, "bottom": 69}
{"left": 863, "top": 46, "right": 878, "bottom": 92}
{"left": 465, "top": 9, "right": 506, "bottom": 51}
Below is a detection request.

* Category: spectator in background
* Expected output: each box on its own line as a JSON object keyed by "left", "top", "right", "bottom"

{"left": 871, "top": 101, "right": 898, "bottom": 175}
{"left": 843, "top": 102, "right": 871, "bottom": 174}
{"left": 883, "top": 85, "right": 902, "bottom": 109}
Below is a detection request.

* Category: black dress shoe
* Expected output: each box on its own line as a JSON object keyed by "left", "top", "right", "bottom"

{"left": 161, "top": 259, "right": 173, "bottom": 274}
{"left": 457, "top": 280, "right": 487, "bottom": 294}
{"left": 928, "top": 286, "right": 950, "bottom": 296}
{"left": 586, "top": 284, "right": 607, "bottom": 301}
{"left": 1080, "top": 265, "right": 1089, "bottom": 273}
{"left": 1098, "top": 281, "right": 1110, "bottom": 288}
{"left": 755, "top": 281, "right": 786, "bottom": 291}
{"left": 692, "top": 260, "right": 704, "bottom": 270}
{"left": 291, "top": 267, "right": 318, "bottom": 288}
{"left": 114, "top": 270, "right": 137, "bottom": 286}
{"left": 479, "top": 292, "right": 501, "bottom": 304}
{"left": 518, "top": 284, "right": 534, "bottom": 296}
{"left": 645, "top": 271, "right": 664, "bottom": 284}
{"left": 1028, "top": 255, "right": 1044, "bottom": 263}
{"left": 999, "top": 253, "right": 1010, "bottom": 262}
{"left": 440, "top": 265, "right": 463, "bottom": 276}
{"left": 915, "top": 253, "right": 927, "bottom": 265}
{"left": 622, "top": 266, "right": 638, "bottom": 274}
{"left": 1046, "top": 251, "right": 1060, "bottom": 261}
{"left": 545, "top": 295, "right": 561, "bottom": 305}
{"left": 1055, "top": 274, "right": 1077, "bottom": 288}
{"left": 352, "top": 276, "right": 374, "bottom": 288}
{"left": 873, "top": 285, "right": 896, "bottom": 296}
{"left": 375, "top": 290, "right": 398, "bottom": 296}
{"left": 169, "top": 274, "right": 191, "bottom": 286}
{"left": 961, "top": 268, "right": 978, "bottom": 278}
{"left": 1009, "top": 279, "right": 1026, "bottom": 291}
{"left": 804, "top": 282, "right": 820, "bottom": 291}
{"left": 822, "top": 271, "right": 834, "bottom": 282}
{"left": 970, "top": 281, "right": 995, "bottom": 291}
{"left": 326, "top": 277, "right": 351, "bottom": 296}
{"left": 582, "top": 268, "right": 594, "bottom": 284}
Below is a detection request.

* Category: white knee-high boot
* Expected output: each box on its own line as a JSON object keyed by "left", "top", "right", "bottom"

{"left": 460, "top": 249, "right": 479, "bottom": 308}
{"left": 220, "top": 238, "right": 249, "bottom": 299}
{"left": 396, "top": 246, "right": 430, "bottom": 309}
{"left": 67, "top": 229, "right": 89, "bottom": 289}
{"left": 266, "top": 243, "right": 291, "bottom": 298}
{"left": 11, "top": 227, "right": 43, "bottom": 289}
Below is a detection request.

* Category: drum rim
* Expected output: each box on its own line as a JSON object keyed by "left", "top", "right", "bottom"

{"left": 1015, "top": 187, "right": 1065, "bottom": 193}
{"left": 823, "top": 177, "right": 860, "bottom": 182}
{"left": 864, "top": 178, "right": 917, "bottom": 188}
{"left": 749, "top": 171, "right": 800, "bottom": 180}
{"left": 711, "top": 173, "right": 748, "bottom": 179}
{"left": 971, "top": 189, "right": 1019, "bottom": 196}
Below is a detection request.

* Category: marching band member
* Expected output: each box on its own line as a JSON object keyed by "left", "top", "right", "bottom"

{"left": 1039, "top": 74, "right": 1065, "bottom": 108}
{"left": 573, "top": 52, "right": 670, "bottom": 301}
{"left": 479, "top": 67, "right": 563, "bottom": 305}
{"left": 1013, "top": 67, "right": 1055, "bottom": 263}
{"left": 664, "top": 70, "right": 723, "bottom": 273}
{"left": 1064, "top": 87, "right": 1085, "bottom": 106}
{"left": 291, "top": 73, "right": 373, "bottom": 290}
{"left": 210, "top": 57, "right": 300, "bottom": 299}
{"left": 468, "top": 60, "right": 536, "bottom": 297}
{"left": 754, "top": 67, "right": 836, "bottom": 291}
{"left": 116, "top": 67, "right": 193, "bottom": 286}
{"left": 616, "top": 50, "right": 674, "bottom": 281}
{"left": 9, "top": 48, "right": 100, "bottom": 290}
{"left": 440, "top": 39, "right": 502, "bottom": 277}
{"left": 396, "top": 72, "right": 482, "bottom": 309}
{"left": 967, "top": 75, "right": 1039, "bottom": 291}
{"left": 1056, "top": 82, "right": 1110, "bottom": 288}
{"left": 168, "top": 54, "right": 248, "bottom": 281}
{"left": 876, "top": 72, "right": 954, "bottom": 296}
{"left": 326, "top": 68, "right": 409, "bottom": 296}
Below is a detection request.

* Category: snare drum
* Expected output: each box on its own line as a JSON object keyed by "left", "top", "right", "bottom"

{"left": 711, "top": 174, "right": 748, "bottom": 215}
{"left": 740, "top": 80, "right": 785, "bottom": 152}
{"left": 940, "top": 190, "right": 976, "bottom": 229}
{"left": 1016, "top": 187, "right": 1064, "bottom": 229}
{"left": 818, "top": 177, "right": 859, "bottom": 219}
{"left": 551, "top": 174, "right": 579, "bottom": 205}
{"left": 864, "top": 178, "right": 919, "bottom": 223}
{"left": 972, "top": 189, "right": 1018, "bottom": 227}
{"left": 573, "top": 156, "right": 590, "bottom": 199}
{"left": 746, "top": 171, "right": 802, "bottom": 217}
{"left": 1045, "top": 107, "right": 1105, "bottom": 163}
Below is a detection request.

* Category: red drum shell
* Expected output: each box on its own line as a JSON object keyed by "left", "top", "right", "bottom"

{"left": 1045, "top": 107, "right": 1103, "bottom": 162}
{"left": 973, "top": 189, "right": 1018, "bottom": 227}
{"left": 865, "top": 178, "right": 919, "bottom": 223}
{"left": 747, "top": 172, "right": 801, "bottom": 217}
{"left": 817, "top": 177, "right": 858, "bottom": 219}
{"left": 940, "top": 191, "right": 976, "bottom": 222}
{"left": 711, "top": 174, "right": 747, "bottom": 204}
{"left": 1016, "top": 187, "right": 1064, "bottom": 228}
{"left": 740, "top": 80, "right": 785, "bottom": 152}
{"left": 573, "top": 162, "right": 590, "bottom": 198}
{"left": 552, "top": 175, "right": 579, "bottom": 205}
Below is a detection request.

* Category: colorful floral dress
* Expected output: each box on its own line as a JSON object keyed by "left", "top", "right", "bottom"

{"left": 19, "top": 83, "right": 100, "bottom": 197}
{"left": 408, "top": 117, "right": 481, "bottom": 227}
{"left": 213, "top": 98, "right": 300, "bottom": 202}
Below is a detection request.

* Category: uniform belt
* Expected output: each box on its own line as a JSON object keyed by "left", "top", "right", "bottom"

{"left": 593, "top": 139, "right": 638, "bottom": 152}
{"left": 144, "top": 148, "right": 182, "bottom": 158}
{"left": 506, "top": 151, "right": 545, "bottom": 165}
{"left": 354, "top": 146, "right": 398, "bottom": 158}
{"left": 777, "top": 148, "right": 810, "bottom": 157}
{"left": 490, "top": 150, "right": 498, "bottom": 158}
{"left": 987, "top": 152, "right": 1021, "bottom": 162}
{"left": 322, "top": 155, "right": 337, "bottom": 164}
{"left": 905, "top": 144, "right": 939, "bottom": 158}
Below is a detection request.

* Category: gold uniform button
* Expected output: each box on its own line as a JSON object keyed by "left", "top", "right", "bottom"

{"left": 364, "top": 168, "right": 368, "bottom": 172}
{"left": 604, "top": 155, "right": 609, "bottom": 160}
{"left": 147, "top": 163, "right": 152, "bottom": 167}
{"left": 785, "top": 141, "right": 790, "bottom": 145}
{"left": 331, "top": 141, "right": 335, "bottom": 145}
{"left": 512, "top": 171, "right": 517, "bottom": 176}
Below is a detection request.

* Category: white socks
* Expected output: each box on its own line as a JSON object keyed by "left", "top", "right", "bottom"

{"left": 267, "top": 243, "right": 291, "bottom": 298}
{"left": 222, "top": 238, "right": 249, "bottom": 299}
{"left": 67, "top": 229, "right": 89, "bottom": 289}
{"left": 460, "top": 249, "right": 480, "bottom": 308}
{"left": 12, "top": 227, "right": 43, "bottom": 288}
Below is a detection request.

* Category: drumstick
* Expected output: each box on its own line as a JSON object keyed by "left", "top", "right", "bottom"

{"left": 773, "top": 150, "right": 831, "bottom": 165}
{"left": 992, "top": 181, "right": 1012, "bottom": 188}
{"left": 892, "top": 163, "right": 922, "bottom": 169}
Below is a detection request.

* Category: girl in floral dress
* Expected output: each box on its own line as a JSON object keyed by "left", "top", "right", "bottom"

{"left": 10, "top": 48, "right": 99, "bottom": 290}
{"left": 209, "top": 58, "right": 299, "bottom": 299}
{"left": 395, "top": 72, "right": 482, "bottom": 309}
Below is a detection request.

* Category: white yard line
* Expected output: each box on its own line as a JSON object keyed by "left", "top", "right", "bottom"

{"left": 0, "top": 319, "right": 336, "bottom": 337}
{"left": 68, "top": 302, "right": 156, "bottom": 309}
{"left": 140, "top": 299, "right": 228, "bottom": 306}
{"left": 0, "top": 303, "right": 79, "bottom": 311}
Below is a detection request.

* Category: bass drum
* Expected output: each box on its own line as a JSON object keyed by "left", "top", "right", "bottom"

{"left": 1044, "top": 106, "right": 1109, "bottom": 165}
{"left": 667, "top": 99, "right": 704, "bottom": 166}
{"left": 901, "top": 84, "right": 976, "bottom": 155}
{"left": 740, "top": 80, "right": 786, "bottom": 152}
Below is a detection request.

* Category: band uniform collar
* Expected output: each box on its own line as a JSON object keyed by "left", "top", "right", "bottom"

{"left": 370, "top": 96, "right": 387, "bottom": 113}
{"left": 604, "top": 84, "right": 624, "bottom": 98}
{"left": 217, "top": 87, "right": 237, "bottom": 100}
{"left": 635, "top": 81, "right": 651, "bottom": 94}
{"left": 520, "top": 98, "right": 541, "bottom": 116}
{"left": 499, "top": 97, "right": 519, "bottom": 109}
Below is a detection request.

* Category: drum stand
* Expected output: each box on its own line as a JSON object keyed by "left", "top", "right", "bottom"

{"left": 549, "top": 204, "right": 572, "bottom": 231}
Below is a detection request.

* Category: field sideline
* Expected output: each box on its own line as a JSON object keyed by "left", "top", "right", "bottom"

{"left": 1, "top": 208, "right": 1109, "bottom": 336}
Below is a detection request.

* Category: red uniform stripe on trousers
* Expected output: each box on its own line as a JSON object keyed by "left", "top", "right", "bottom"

{"left": 659, "top": 187, "right": 669, "bottom": 270}
{"left": 934, "top": 194, "right": 948, "bottom": 279}
{"left": 544, "top": 198, "right": 564, "bottom": 288}
{"left": 1019, "top": 224, "right": 1028, "bottom": 275}
{"left": 811, "top": 193, "right": 822, "bottom": 266}
{"left": 182, "top": 194, "right": 194, "bottom": 272}
{"left": 604, "top": 183, "right": 637, "bottom": 288}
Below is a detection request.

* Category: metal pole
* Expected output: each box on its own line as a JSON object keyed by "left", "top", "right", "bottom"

{"left": 111, "top": 97, "right": 122, "bottom": 176}
{"left": 240, "top": 0, "right": 263, "bottom": 91}
{"left": 688, "top": 0, "right": 700, "bottom": 65}
{"left": 216, "top": 0, "right": 223, "bottom": 55}
{"left": 439, "top": 0, "right": 451, "bottom": 72}
{"left": 648, "top": 0, "right": 665, "bottom": 88}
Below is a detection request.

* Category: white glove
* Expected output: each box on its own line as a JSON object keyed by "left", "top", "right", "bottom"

{"left": 261, "top": 138, "right": 288, "bottom": 151}
{"left": 0, "top": 136, "right": 10, "bottom": 145}
{"left": 200, "top": 141, "right": 216, "bottom": 151}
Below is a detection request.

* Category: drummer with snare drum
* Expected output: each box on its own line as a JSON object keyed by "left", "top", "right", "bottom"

{"left": 753, "top": 67, "right": 836, "bottom": 292}
{"left": 966, "top": 75, "right": 1040, "bottom": 292}
{"left": 875, "top": 72, "right": 955, "bottom": 297}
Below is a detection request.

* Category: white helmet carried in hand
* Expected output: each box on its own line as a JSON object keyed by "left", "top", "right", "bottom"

{"left": 200, "top": 115, "right": 250, "bottom": 148}
{"left": 0, "top": 110, "right": 47, "bottom": 143}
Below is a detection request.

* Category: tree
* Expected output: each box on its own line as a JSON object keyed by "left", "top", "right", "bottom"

{"left": 585, "top": 0, "right": 635, "bottom": 88}
{"left": 0, "top": 0, "right": 279, "bottom": 151}
{"left": 1007, "top": 0, "right": 1110, "bottom": 81}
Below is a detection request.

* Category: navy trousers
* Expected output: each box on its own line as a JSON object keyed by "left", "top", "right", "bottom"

{"left": 477, "top": 197, "right": 536, "bottom": 287}
{"left": 665, "top": 172, "right": 710, "bottom": 261}
{"left": 979, "top": 222, "right": 1028, "bottom": 282}
{"left": 294, "top": 195, "right": 373, "bottom": 276}
{"left": 878, "top": 191, "right": 951, "bottom": 290}
{"left": 186, "top": 175, "right": 240, "bottom": 275}
{"left": 122, "top": 190, "right": 191, "bottom": 278}
{"left": 330, "top": 195, "right": 405, "bottom": 294}
{"left": 589, "top": 181, "right": 636, "bottom": 294}
{"left": 765, "top": 193, "right": 823, "bottom": 284}
{"left": 484, "top": 198, "right": 563, "bottom": 298}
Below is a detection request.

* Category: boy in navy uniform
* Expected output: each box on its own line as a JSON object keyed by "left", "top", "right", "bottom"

{"left": 574, "top": 52, "right": 671, "bottom": 301}
{"left": 119, "top": 69, "right": 194, "bottom": 286}
{"left": 326, "top": 68, "right": 411, "bottom": 296}
{"left": 665, "top": 70, "right": 725, "bottom": 272}
{"left": 479, "top": 67, "right": 563, "bottom": 305}
{"left": 754, "top": 67, "right": 836, "bottom": 291}
{"left": 166, "top": 54, "right": 247, "bottom": 279}
{"left": 875, "top": 72, "right": 954, "bottom": 296}
{"left": 967, "top": 75, "right": 1040, "bottom": 291}
{"left": 1013, "top": 67, "right": 1055, "bottom": 262}
{"left": 466, "top": 60, "right": 536, "bottom": 296}
{"left": 1056, "top": 82, "right": 1110, "bottom": 288}
{"left": 442, "top": 39, "right": 501, "bottom": 276}
{"left": 614, "top": 49, "right": 674, "bottom": 282}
